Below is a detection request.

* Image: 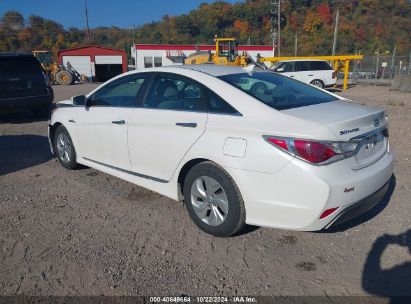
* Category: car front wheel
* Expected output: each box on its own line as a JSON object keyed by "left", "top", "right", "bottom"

{"left": 53, "top": 125, "right": 79, "bottom": 170}
{"left": 183, "top": 162, "right": 246, "bottom": 237}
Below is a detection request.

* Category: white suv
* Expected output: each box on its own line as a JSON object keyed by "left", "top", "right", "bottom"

{"left": 271, "top": 59, "right": 336, "bottom": 89}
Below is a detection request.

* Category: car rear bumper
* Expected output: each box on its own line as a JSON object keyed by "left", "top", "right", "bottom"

{"left": 225, "top": 150, "right": 394, "bottom": 231}
{"left": 0, "top": 87, "right": 53, "bottom": 113}
{"left": 325, "top": 180, "right": 390, "bottom": 229}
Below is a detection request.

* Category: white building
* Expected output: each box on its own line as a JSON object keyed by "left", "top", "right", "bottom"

{"left": 131, "top": 44, "right": 274, "bottom": 70}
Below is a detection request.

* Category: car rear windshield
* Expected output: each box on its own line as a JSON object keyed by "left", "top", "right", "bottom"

{"left": 217, "top": 71, "right": 338, "bottom": 110}
{"left": 0, "top": 56, "right": 47, "bottom": 99}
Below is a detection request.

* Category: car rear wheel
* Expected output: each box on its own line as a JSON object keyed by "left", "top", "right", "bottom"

{"left": 54, "top": 125, "right": 79, "bottom": 170}
{"left": 183, "top": 161, "right": 246, "bottom": 237}
{"left": 310, "top": 79, "right": 325, "bottom": 89}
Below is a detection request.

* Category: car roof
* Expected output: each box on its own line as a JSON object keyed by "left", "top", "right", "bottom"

{"left": 172, "top": 64, "right": 251, "bottom": 76}
{"left": 0, "top": 52, "right": 34, "bottom": 57}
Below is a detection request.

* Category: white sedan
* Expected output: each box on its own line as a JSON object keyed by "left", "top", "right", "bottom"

{"left": 48, "top": 65, "right": 393, "bottom": 237}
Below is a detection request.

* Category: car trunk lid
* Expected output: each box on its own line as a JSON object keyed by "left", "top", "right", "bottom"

{"left": 282, "top": 100, "right": 388, "bottom": 170}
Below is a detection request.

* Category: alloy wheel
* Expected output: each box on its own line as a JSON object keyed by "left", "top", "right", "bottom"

{"left": 56, "top": 133, "right": 72, "bottom": 164}
{"left": 190, "top": 176, "right": 229, "bottom": 226}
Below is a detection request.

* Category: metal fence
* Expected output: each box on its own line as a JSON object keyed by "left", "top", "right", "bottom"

{"left": 338, "top": 55, "right": 411, "bottom": 85}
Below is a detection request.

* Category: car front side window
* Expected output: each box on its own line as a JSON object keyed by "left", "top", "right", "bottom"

{"left": 91, "top": 74, "right": 147, "bottom": 107}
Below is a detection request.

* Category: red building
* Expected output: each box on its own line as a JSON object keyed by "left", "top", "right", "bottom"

{"left": 58, "top": 45, "right": 127, "bottom": 82}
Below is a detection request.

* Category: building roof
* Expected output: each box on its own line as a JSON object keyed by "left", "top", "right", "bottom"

{"left": 58, "top": 45, "right": 126, "bottom": 55}
{"left": 174, "top": 64, "right": 255, "bottom": 76}
{"left": 0, "top": 52, "right": 33, "bottom": 57}
{"left": 134, "top": 44, "right": 274, "bottom": 51}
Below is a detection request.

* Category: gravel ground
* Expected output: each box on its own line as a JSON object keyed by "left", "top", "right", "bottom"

{"left": 0, "top": 83, "right": 410, "bottom": 298}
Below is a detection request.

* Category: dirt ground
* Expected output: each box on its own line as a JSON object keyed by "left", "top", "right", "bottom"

{"left": 0, "top": 83, "right": 410, "bottom": 298}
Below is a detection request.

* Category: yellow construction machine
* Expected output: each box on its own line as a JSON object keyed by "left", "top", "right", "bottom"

{"left": 32, "top": 50, "right": 81, "bottom": 85}
{"left": 185, "top": 38, "right": 250, "bottom": 66}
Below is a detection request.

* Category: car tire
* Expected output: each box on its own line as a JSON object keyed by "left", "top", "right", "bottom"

{"left": 250, "top": 82, "right": 268, "bottom": 96}
{"left": 183, "top": 161, "right": 246, "bottom": 237}
{"left": 53, "top": 125, "right": 79, "bottom": 170}
{"left": 310, "top": 79, "right": 325, "bottom": 89}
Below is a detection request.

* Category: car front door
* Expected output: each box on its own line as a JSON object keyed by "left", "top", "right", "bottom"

{"left": 275, "top": 62, "right": 297, "bottom": 80}
{"left": 127, "top": 73, "right": 208, "bottom": 182}
{"left": 75, "top": 74, "right": 148, "bottom": 170}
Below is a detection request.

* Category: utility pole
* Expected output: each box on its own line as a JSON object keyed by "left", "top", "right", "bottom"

{"left": 84, "top": 0, "right": 91, "bottom": 44}
{"left": 375, "top": 50, "right": 379, "bottom": 86}
{"left": 270, "top": 0, "right": 278, "bottom": 57}
{"left": 277, "top": 0, "right": 281, "bottom": 56}
{"left": 408, "top": 49, "right": 411, "bottom": 75}
{"left": 390, "top": 45, "right": 396, "bottom": 80}
{"left": 294, "top": 33, "right": 298, "bottom": 56}
{"left": 332, "top": 8, "right": 339, "bottom": 56}
{"left": 270, "top": 0, "right": 281, "bottom": 57}
{"left": 131, "top": 25, "right": 136, "bottom": 69}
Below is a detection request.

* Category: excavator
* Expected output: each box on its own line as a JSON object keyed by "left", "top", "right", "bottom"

{"left": 184, "top": 37, "right": 251, "bottom": 66}
{"left": 32, "top": 50, "right": 81, "bottom": 85}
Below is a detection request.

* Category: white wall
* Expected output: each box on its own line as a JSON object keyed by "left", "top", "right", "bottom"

{"left": 133, "top": 47, "right": 274, "bottom": 70}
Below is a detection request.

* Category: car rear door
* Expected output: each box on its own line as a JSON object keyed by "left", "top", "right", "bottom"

{"left": 293, "top": 61, "right": 312, "bottom": 83}
{"left": 75, "top": 73, "right": 148, "bottom": 171}
{"left": 127, "top": 73, "right": 207, "bottom": 182}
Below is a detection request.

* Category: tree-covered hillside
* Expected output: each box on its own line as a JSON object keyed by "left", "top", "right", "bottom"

{"left": 1, "top": 0, "right": 410, "bottom": 58}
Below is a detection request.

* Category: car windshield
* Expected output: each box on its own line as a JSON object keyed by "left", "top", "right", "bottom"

{"left": 218, "top": 71, "right": 338, "bottom": 110}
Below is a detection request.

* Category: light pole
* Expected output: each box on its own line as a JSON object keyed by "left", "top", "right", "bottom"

{"left": 332, "top": 8, "right": 339, "bottom": 56}
{"left": 131, "top": 25, "right": 136, "bottom": 69}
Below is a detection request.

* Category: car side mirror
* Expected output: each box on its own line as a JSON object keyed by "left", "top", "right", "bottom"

{"left": 71, "top": 95, "right": 87, "bottom": 106}
{"left": 276, "top": 67, "right": 285, "bottom": 73}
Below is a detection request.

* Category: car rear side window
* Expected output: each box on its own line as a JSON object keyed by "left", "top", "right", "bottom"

{"left": 206, "top": 90, "right": 239, "bottom": 115}
{"left": 92, "top": 74, "right": 147, "bottom": 107}
{"left": 143, "top": 75, "right": 205, "bottom": 112}
{"left": 310, "top": 61, "right": 333, "bottom": 70}
{"left": 295, "top": 61, "right": 310, "bottom": 72}
{"left": 218, "top": 71, "right": 338, "bottom": 110}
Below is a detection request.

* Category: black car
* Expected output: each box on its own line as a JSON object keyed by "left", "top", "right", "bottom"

{"left": 0, "top": 53, "right": 54, "bottom": 115}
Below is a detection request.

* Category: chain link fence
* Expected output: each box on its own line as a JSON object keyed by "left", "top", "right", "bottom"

{"left": 338, "top": 54, "right": 411, "bottom": 86}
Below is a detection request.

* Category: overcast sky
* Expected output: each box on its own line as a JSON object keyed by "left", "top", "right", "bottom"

{"left": 0, "top": 0, "right": 243, "bottom": 29}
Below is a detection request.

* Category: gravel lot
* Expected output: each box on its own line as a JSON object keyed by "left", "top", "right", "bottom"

{"left": 0, "top": 83, "right": 410, "bottom": 298}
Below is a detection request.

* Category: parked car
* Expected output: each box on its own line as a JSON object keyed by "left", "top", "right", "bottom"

{"left": 270, "top": 59, "right": 336, "bottom": 89}
{"left": 0, "top": 53, "right": 53, "bottom": 115}
{"left": 49, "top": 65, "right": 393, "bottom": 237}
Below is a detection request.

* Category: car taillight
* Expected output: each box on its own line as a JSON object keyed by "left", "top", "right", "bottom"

{"left": 263, "top": 136, "right": 358, "bottom": 165}
{"left": 50, "top": 104, "right": 58, "bottom": 114}
{"left": 294, "top": 140, "right": 337, "bottom": 163}
{"left": 43, "top": 72, "right": 51, "bottom": 86}
{"left": 332, "top": 71, "right": 336, "bottom": 79}
{"left": 266, "top": 138, "right": 288, "bottom": 150}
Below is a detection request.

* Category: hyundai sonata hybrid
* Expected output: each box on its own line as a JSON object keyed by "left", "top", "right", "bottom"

{"left": 48, "top": 65, "right": 393, "bottom": 237}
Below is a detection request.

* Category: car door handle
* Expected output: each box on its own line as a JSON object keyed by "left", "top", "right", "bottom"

{"left": 176, "top": 122, "right": 197, "bottom": 128}
{"left": 308, "top": 74, "right": 314, "bottom": 76}
{"left": 290, "top": 75, "right": 295, "bottom": 78}
{"left": 112, "top": 120, "right": 125, "bottom": 125}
